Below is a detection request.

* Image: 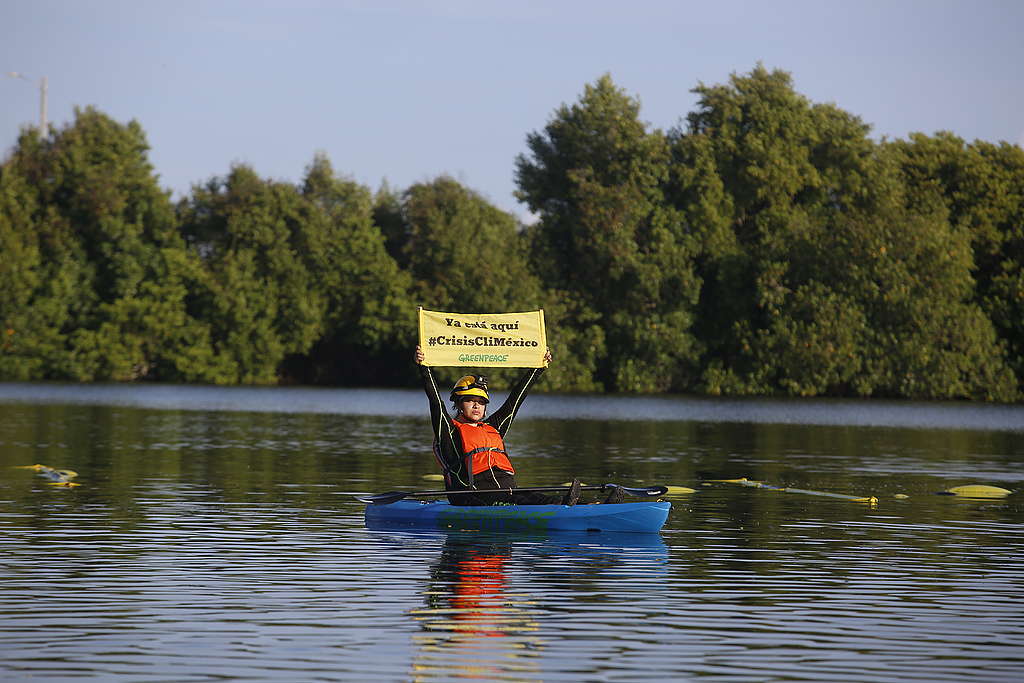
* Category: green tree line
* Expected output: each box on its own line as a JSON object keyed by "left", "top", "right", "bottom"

{"left": 2, "top": 66, "right": 1023, "bottom": 400}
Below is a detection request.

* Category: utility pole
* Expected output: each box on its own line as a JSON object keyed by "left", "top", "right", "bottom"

{"left": 5, "top": 71, "right": 49, "bottom": 136}
{"left": 39, "top": 75, "right": 48, "bottom": 136}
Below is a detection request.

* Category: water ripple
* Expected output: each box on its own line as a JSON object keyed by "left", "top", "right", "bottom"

{"left": 2, "top": 393, "right": 1023, "bottom": 681}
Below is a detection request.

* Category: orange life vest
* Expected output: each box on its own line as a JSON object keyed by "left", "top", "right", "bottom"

{"left": 452, "top": 420, "right": 515, "bottom": 475}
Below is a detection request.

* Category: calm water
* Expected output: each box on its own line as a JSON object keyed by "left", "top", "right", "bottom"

{"left": 1, "top": 383, "right": 1022, "bottom": 682}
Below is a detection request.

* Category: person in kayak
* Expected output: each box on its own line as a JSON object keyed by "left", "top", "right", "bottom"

{"left": 415, "top": 345, "right": 593, "bottom": 506}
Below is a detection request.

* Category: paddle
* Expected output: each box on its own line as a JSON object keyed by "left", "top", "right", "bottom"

{"left": 358, "top": 484, "right": 668, "bottom": 505}
{"left": 708, "top": 478, "right": 877, "bottom": 504}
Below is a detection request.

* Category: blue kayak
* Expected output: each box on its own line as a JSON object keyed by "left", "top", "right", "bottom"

{"left": 364, "top": 499, "right": 671, "bottom": 533}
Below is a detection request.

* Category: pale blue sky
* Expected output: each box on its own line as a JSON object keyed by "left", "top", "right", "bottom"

{"left": 3, "top": 0, "right": 1022, "bottom": 221}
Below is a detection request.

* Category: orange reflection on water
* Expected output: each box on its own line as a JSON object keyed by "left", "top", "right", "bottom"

{"left": 410, "top": 539, "right": 542, "bottom": 680}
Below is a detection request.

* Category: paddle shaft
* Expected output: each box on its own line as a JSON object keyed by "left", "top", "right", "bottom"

{"left": 709, "top": 478, "right": 876, "bottom": 503}
{"left": 359, "top": 484, "right": 667, "bottom": 505}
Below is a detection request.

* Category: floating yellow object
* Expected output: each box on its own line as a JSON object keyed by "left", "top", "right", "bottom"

{"left": 942, "top": 485, "right": 1012, "bottom": 499}
{"left": 664, "top": 486, "right": 696, "bottom": 495}
{"left": 421, "top": 473, "right": 445, "bottom": 482}
{"left": 15, "top": 464, "right": 79, "bottom": 484}
{"left": 46, "top": 481, "right": 81, "bottom": 488}
{"left": 894, "top": 493, "right": 910, "bottom": 500}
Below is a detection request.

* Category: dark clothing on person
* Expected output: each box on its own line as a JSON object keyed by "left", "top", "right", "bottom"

{"left": 448, "top": 466, "right": 563, "bottom": 506}
{"left": 419, "top": 365, "right": 560, "bottom": 506}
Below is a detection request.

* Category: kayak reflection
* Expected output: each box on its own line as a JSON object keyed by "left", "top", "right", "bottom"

{"left": 400, "top": 529, "right": 668, "bottom": 680}
{"left": 411, "top": 534, "right": 542, "bottom": 679}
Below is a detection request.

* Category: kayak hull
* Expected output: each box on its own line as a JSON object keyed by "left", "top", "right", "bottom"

{"left": 364, "top": 499, "right": 671, "bottom": 533}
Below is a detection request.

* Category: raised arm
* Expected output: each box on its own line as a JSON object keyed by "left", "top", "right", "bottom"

{"left": 416, "top": 346, "right": 472, "bottom": 487}
{"left": 416, "top": 345, "right": 453, "bottom": 442}
{"left": 487, "top": 348, "right": 552, "bottom": 437}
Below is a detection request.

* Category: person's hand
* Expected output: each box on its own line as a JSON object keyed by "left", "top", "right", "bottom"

{"left": 543, "top": 348, "right": 552, "bottom": 367}
{"left": 414, "top": 345, "right": 425, "bottom": 365}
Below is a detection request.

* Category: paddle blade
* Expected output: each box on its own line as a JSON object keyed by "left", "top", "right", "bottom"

{"left": 664, "top": 486, "right": 696, "bottom": 495}
{"left": 611, "top": 484, "right": 669, "bottom": 497}
{"left": 357, "top": 491, "right": 410, "bottom": 505}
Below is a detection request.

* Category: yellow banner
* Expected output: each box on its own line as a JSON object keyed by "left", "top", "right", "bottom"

{"left": 418, "top": 309, "right": 547, "bottom": 368}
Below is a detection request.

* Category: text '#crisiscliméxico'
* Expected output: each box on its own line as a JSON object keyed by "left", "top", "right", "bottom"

{"left": 426, "top": 336, "right": 539, "bottom": 348}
